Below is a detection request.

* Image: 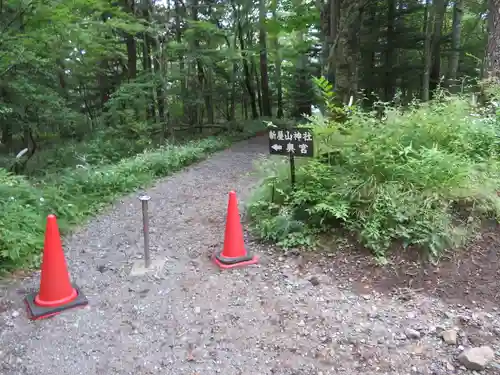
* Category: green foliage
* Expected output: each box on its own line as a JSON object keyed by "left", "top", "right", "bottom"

{"left": 247, "top": 94, "right": 500, "bottom": 260}
{"left": 3, "top": 125, "right": 161, "bottom": 177}
{"left": 312, "top": 76, "right": 354, "bottom": 123}
{"left": 0, "top": 123, "right": 264, "bottom": 270}
{"left": 0, "top": 0, "right": 495, "bottom": 273}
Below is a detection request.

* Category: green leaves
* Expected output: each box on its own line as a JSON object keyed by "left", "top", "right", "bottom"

{"left": 247, "top": 94, "right": 500, "bottom": 260}
{"left": 0, "top": 122, "right": 266, "bottom": 270}
{"left": 106, "top": 17, "right": 146, "bottom": 34}
{"left": 312, "top": 76, "right": 334, "bottom": 101}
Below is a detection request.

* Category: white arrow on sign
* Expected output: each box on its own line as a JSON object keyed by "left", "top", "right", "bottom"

{"left": 271, "top": 144, "right": 283, "bottom": 151}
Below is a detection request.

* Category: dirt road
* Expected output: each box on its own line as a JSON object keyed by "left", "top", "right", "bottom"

{"left": 0, "top": 136, "right": 498, "bottom": 374}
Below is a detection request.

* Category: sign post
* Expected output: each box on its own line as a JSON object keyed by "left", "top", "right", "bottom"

{"left": 268, "top": 128, "right": 314, "bottom": 188}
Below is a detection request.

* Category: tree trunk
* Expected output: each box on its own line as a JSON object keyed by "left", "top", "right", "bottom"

{"left": 141, "top": 0, "right": 154, "bottom": 119}
{"left": 486, "top": 0, "right": 500, "bottom": 79}
{"left": 153, "top": 36, "right": 166, "bottom": 140}
{"left": 204, "top": 2, "right": 215, "bottom": 124}
{"left": 429, "top": 0, "right": 448, "bottom": 96}
{"left": 334, "top": 0, "right": 360, "bottom": 103}
{"left": 259, "top": 0, "right": 272, "bottom": 116}
{"left": 361, "top": 2, "right": 376, "bottom": 105}
{"left": 229, "top": 56, "right": 237, "bottom": 122}
{"left": 324, "top": 0, "right": 340, "bottom": 85}
{"left": 293, "top": 27, "right": 312, "bottom": 117}
{"left": 446, "top": 0, "right": 463, "bottom": 91}
{"left": 384, "top": 0, "right": 396, "bottom": 101}
{"left": 236, "top": 11, "right": 258, "bottom": 119}
{"left": 1, "top": 87, "right": 12, "bottom": 149}
{"left": 252, "top": 55, "right": 263, "bottom": 116}
{"left": 247, "top": 29, "right": 262, "bottom": 116}
{"left": 124, "top": 0, "right": 137, "bottom": 80}
{"left": 422, "top": 0, "right": 434, "bottom": 101}
{"left": 191, "top": 0, "right": 208, "bottom": 126}
{"left": 271, "top": 6, "right": 283, "bottom": 118}
{"left": 229, "top": 6, "right": 239, "bottom": 121}
{"left": 174, "top": 0, "right": 187, "bottom": 128}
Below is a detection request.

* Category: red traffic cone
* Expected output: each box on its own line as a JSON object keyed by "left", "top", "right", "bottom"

{"left": 213, "top": 191, "right": 258, "bottom": 269}
{"left": 24, "top": 215, "right": 88, "bottom": 320}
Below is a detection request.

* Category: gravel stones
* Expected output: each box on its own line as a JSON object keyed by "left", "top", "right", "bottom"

{"left": 457, "top": 346, "right": 495, "bottom": 370}
{"left": 404, "top": 328, "right": 421, "bottom": 340}
{"left": 441, "top": 329, "right": 458, "bottom": 345}
{"left": 0, "top": 136, "right": 500, "bottom": 374}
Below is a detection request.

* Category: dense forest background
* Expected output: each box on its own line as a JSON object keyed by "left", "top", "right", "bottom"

{"left": 0, "top": 0, "right": 499, "bottom": 175}
{"left": 1, "top": 0, "right": 500, "bottom": 267}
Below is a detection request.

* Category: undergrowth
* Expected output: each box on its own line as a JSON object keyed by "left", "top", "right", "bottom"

{"left": 5, "top": 120, "right": 260, "bottom": 177}
{"left": 247, "top": 84, "right": 500, "bottom": 261}
{"left": 0, "top": 121, "right": 265, "bottom": 271}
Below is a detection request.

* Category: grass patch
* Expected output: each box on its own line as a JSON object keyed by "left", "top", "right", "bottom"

{"left": 0, "top": 120, "right": 261, "bottom": 177}
{"left": 0, "top": 120, "right": 266, "bottom": 271}
{"left": 246, "top": 94, "right": 500, "bottom": 261}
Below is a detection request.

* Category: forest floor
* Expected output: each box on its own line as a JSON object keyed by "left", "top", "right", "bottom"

{"left": 0, "top": 135, "right": 499, "bottom": 375}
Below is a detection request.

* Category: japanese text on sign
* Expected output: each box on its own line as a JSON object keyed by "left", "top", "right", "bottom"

{"left": 268, "top": 128, "right": 314, "bottom": 157}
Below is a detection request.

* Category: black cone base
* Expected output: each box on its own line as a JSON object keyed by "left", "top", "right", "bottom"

{"left": 24, "top": 284, "right": 88, "bottom": 321}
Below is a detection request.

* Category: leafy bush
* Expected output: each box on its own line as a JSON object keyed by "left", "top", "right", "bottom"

{"left": 0, "top": 122, "right": 265, "bottom": 271}
{"left": 247, "top": 94, "right": 500, "bottom": 259}
{"left": 6, "top": 117, "right": 269, "bottom": 178}
{"left": 21, "top": 133, "right": 148, "bottom": 176}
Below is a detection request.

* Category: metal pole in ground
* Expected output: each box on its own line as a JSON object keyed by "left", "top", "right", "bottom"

{"left": 138, "top": 193, "right": 151, "bottom": 268}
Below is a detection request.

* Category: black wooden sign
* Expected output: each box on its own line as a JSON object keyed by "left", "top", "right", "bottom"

{"left": 268, "top": 128, "right": 314, "bottom": 157}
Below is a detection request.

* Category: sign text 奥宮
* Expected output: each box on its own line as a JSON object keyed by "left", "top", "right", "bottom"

{"left": 268, "top": 128, "right": 314, "bottom": 157}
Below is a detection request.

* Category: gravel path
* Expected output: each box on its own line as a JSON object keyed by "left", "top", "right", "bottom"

{"left": 1, "top": 135, "right": 500, "bottom": 375}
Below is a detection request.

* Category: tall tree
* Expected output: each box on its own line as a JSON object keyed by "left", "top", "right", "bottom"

{"left": 259, "top": 0, "right": 272, "bottom": 116}
{"left": 447, "top": 0, "right": 464, "bottom": 91}
{"left": 486, "top": 0, "right": 500, "bottom": 78}
{"left": 271, "top": 1, "right": 284, "bottom": 118}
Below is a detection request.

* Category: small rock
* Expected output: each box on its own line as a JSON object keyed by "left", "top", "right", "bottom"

{"left": 412, "top": 344, "right": 425, "bottom": 355}
{"left": 493, "top": 327, "right": 500, "bottom": 337}
{"left": 457, "top": 346, "right": 495, "bottom": 371}
{"left": 458, "top": 315, "right": 471, "bottom": 324}
{"left": 441, "top": 329, "right": 458, "bottom": 345}
{"left": 405, "top": 328, "right": 421, "bottom": 340}
{"left": 308, "top": 277, "right": 320, "bottom": 286}
{"left": 11, "top": 310, "right": 19, "bottom": 318}
{"left": 435, "top": 325, "right": 445, "bottom": 334}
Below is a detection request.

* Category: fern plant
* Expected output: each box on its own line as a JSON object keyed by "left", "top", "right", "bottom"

{"left": 311, "top": 76, "right": 354, "bottom": 124}
{"left": 246, "top": 92, "right": 500, "bottom": 261}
